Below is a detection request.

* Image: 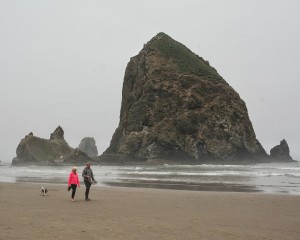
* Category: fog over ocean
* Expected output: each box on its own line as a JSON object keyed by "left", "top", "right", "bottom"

{"left": 1, "top": 1, "right": 300, "bottom": 162}
{"left": 1, "top": 161, "right": 299, "bottom": 195}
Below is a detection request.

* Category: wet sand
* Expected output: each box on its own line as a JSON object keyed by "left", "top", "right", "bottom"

{"left": 0, "top": 182, "right": 300, "bottom": 240}
{"left": 103, "top": 180, "right": 260, "bottom": 192}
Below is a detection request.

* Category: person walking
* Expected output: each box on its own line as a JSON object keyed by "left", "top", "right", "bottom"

{"left": 82, "top": 163, "right": 96, "bottom": 201}
{"left": 68, "top": 166, "right": 80, "bottom": 202}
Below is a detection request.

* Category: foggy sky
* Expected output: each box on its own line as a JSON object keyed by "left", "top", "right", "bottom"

{"left": 0, "top": 0, "right": 299, "bottom": 162}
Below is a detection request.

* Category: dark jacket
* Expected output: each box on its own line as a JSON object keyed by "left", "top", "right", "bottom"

{"left": 82, "top": 167, "right": 95, "bottom": 183}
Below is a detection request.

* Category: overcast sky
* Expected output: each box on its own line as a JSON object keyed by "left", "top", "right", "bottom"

{"left": 0, "top": 0, "right": 299, "bottom": 162}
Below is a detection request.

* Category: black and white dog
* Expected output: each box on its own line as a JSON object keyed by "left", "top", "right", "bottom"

{"left": 40, "top": 187, "right": 48, "bottom": 196}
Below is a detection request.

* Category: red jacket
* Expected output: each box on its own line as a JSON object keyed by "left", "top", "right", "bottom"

{"left": 68, "top": 172, "right": 80, "bottom": 187}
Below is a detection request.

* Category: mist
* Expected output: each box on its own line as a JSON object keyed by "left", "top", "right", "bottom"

{"left": 0, "top": 0, "right": 299, "bottom": 162}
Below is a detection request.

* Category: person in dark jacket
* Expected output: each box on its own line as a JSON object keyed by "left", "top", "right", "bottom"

{"left": 82, "top": 163, "right": 96, "bottom": 201}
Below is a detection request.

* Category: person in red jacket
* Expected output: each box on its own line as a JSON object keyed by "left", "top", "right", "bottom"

{"left": 68, "top": 166, "right": 80, "bottom": 201}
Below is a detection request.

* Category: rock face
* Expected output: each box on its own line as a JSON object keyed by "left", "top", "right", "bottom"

{"left": 270, "top": 139, "right": 293, "bottom": 161}
{"left": 12, "top": 126, "right": 94, "bottom": 165}
{"left": 78, "top": 137, "right": 98, "bottom": 158}
{"left": 100, "top": 32, "right": 269, "bottom": 163}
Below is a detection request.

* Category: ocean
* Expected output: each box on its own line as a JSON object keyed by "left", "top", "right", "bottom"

{"left": 0, "top": 161, "right": 299, "bottom": 195}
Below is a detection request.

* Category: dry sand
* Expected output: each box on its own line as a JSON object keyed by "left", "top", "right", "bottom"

{"left": 0, "top": 182, "right": 300, "bottom": 240}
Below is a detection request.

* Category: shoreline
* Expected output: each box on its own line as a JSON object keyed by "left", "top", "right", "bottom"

{"left": 1, "top": 178, "right": 262, "bottom": 193}
{"left": 2, "top": 179, "right": 298, "bottom": 196}
{"left": 1, "top": 162, "right": 300, "bottom": 195}
{"left": 1, "top": 182, "right": 300, "bottom": 240}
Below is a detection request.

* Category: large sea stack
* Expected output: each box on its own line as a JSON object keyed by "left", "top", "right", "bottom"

{"left": 12, "top": 126, "right": 93, "bottom": 165}
{"left": 100, "top": 32, "right": 269, "bottom": 163}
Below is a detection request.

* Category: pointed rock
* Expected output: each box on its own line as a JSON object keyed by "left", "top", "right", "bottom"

{"left": 270, "top": 139, "right": 294, "bottom": 161}
{"left": 50, "top": 126, "right": 65, "bottom": 141}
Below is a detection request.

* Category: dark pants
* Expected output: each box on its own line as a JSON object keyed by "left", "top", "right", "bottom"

{"left": 71, "top": 184, "right": 77, "bottom": 199}
{"left": 84, "top": 180, "right": 92, "bottom": 199}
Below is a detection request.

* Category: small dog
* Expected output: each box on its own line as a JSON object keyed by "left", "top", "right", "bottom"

{"left": 40, "top": 187, "right": 48, "bottom": 196}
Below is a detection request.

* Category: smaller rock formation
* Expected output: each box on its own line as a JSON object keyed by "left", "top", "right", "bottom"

{"left": 78, "top": 137, "right": 98, "bottom": 158}
{"left": 270, "top": 139, "right": 294, "bottom": 161}
{"left": 12, "top": 126, "right": 94, "bottom": 165}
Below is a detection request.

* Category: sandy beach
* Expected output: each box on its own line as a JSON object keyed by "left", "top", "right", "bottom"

{"left": 0, "top": 183, "right": 300, "bottom": 240}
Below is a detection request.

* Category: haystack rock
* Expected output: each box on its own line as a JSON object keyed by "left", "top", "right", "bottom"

{"left": 78, "top": 137, "right": 98, "bottom": 158}
{"left": 12, "top": 126, "right": 94, "bottom": 165}
{"left": 99, "top": 32, "right": 270, "bottom": 163}
{"left": 270, "top": 139, "right": 294, "bottom": 161}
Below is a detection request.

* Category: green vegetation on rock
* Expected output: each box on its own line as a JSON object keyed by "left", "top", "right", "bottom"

{"left": 148, "top": 33, "right": 224, "bottom": 82}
